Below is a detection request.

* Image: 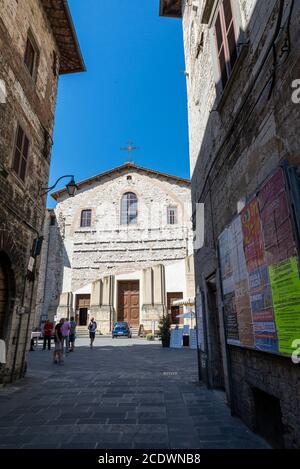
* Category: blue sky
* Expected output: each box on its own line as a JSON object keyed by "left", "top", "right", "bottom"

{"left": 48, "top": 0, "right": 189, "bottom": 207}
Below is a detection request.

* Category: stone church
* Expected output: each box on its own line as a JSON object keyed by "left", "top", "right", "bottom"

{"left": 36, "top": 162, "right": 195, "bottom": 334}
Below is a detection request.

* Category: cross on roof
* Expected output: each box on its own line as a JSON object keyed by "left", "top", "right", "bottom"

{"left": 121, "top": 141, "right": 140, "bottom": 163}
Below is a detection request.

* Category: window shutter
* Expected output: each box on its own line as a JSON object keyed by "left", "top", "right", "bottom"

{"left": 24, "top": 38, "right": 35, "bottom": 76}
{"left": 13, "top": 125, "right": 29, "bottom": 181}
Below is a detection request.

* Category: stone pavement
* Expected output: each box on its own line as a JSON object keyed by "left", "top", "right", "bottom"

{"left": 0, "top": 338, "right": 269, "bottom": 449}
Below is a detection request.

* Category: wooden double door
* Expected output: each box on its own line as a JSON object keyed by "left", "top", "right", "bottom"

{"left": 76, "top": 294, "right": 91, "bottom": 326}
{"left": 118, "top": 281, "right": 140, "bottom": 326}
{"left": 167, "top": 292, "right": 183, "bottom": 324}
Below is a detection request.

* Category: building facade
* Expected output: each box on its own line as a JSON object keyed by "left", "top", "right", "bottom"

{"left": 160, "top": 0, "right": 300, "bottom": 448}
{"left": 0, "top": 0, "right": 84, "bottom": 383}
{"left": 36, "top": 163, "right": 195, "bottom": 334}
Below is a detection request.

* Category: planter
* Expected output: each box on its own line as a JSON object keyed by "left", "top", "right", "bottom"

{"left": 161, "top": 336, "right": 170, "bottom": 348}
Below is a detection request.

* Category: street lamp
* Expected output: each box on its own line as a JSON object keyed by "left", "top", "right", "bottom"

{"left": 40, "top": 175, "right": 78, "bottom": 197}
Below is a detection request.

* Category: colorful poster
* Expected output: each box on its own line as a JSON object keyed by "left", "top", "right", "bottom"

{"left": 231, "top": 217, "right": 254, "bottom": 346}
{"left": 235, "top": 279, "right": 254, "bottom": 346}
{"left": 258, "top": 169, "right": 296, "bottom": 265}
{"left": 224, "top": 292, "right": 240, "bottom": 344}
{"left": 241, "top": 198, "right": 265, "bottom": 271}
{"left": 248, "top": 266, "right": 278, "bottom": 351}
{"left": 269, "top": 257, "right": 300, "bottom": 354}
{"left": 219, "top": 227, "right": 235, "bottom": 295}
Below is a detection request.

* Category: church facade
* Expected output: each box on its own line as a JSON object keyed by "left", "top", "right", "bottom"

{"left": 36, "top": 163, "right": 195, "bottom": 334}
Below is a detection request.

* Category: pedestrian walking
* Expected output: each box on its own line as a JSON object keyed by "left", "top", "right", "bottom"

{"left": 88, "top": 318, "right": 97, "bottom": 348}
{"left": 69, "top": 316, "right": 77, "bottom": 352}
{"left": 53, "top": 319, "right": 64, "bottom": 364}
{"left": 42, "top": 319, "right": 54, "bottom": 350}
{"left": 61, "top": 318, "right": 70, "bottom": 355}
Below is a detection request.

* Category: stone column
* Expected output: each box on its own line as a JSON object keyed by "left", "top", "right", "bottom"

{"left": 141, "top": 264, "right": 166, "bottom": 332}
{"left": 97, "top": 275, "right": 115, "bottom": 334}
{"left": 90, "top": 279, "right": 103, "bottom": 323}
{"left": 56, "top": 292, "right": 73, "bottom": 320}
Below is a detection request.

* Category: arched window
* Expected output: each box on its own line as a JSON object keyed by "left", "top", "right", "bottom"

{"left": 121, "top": 192, "right": 138, "bottom": 225}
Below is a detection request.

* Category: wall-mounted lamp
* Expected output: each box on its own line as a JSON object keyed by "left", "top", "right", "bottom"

{"left": 40, "top": 175, "right": 78, "bottom": 197}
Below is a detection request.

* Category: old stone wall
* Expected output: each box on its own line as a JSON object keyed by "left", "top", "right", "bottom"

{"left": 0, "top": 0, "right": 60, "bottom": 382}
{"left": 182, "top": 0, "right": 300, "bottom": 447}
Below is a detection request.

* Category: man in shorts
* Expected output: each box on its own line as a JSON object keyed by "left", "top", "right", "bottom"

{"left": 88, "top": 318, "right": 97, "bottom": 349}
{"left": 69, "top": 316, "right": 77, "bottom": 352}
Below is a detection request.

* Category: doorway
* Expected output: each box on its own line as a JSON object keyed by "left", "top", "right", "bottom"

{"left": 167, "top": 292, "right": 183, "bottom": 324}
{"left": 117, "top": 281, "right": 140, "bottom": 326}
{"left": 206, "top": 275, "right": 225, "bottom": 390}
{"left": 76, "top": 294, "right": 90, "bottom": 326}
{"left": 0, "top": 261, "right": 8, "bottom": 338}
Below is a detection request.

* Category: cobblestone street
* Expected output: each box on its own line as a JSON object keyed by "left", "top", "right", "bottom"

{"left": 0, "top": 338, "right": 269, "bottom": 449}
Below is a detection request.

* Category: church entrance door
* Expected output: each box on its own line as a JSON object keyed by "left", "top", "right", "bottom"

{"left": 117, "top": 281, "right": 140, "bottom": 326}
{"left": 76, "top": 294, "right": 90, "bottom": 326}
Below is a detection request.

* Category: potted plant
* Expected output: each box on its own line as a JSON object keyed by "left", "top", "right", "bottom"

{"left": 158, "top": 314, "right": 171, "bottom": 348}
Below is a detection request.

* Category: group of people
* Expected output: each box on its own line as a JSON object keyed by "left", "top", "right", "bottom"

{"left": 33, "top": 317, "right": 98, "bottom": 364}
{"left": 52, "top": 317, "right": 77, "bottom": 364}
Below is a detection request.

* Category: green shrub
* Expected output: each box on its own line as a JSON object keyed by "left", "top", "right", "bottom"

{"left": 146, "top": 333, "right": 155, "bottom": 341}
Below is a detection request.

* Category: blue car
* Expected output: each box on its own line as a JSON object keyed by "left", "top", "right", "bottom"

{"left": 112, "top": 322, "right": 132, "bottom": 338}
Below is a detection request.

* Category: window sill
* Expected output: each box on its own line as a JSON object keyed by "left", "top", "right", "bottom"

{"left": 215, "top": 43, "right": 249, "bottom": 113}
{"left": 10, "top": 169, "right": 26, "bottom": 191}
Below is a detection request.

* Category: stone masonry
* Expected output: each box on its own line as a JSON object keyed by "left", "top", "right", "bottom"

{"left": 0, "top": 0, "right": 84, "bottom": 383}
{"left": 160, "top": 0, "right": 300, "bottom": 448}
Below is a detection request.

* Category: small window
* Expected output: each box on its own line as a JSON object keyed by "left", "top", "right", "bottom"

{"left": 24, "top": 35, "right": 37, "bottom": 77}
{"left": 121, "top": 192, "right": 138, "bottom": 225}
{"left": 168, "top": 207, "right": 178, "bottom": 225}
{"left": 80, "top": 210, "right": 92, "bottom": 228}
{"left": 214, "top": 0, "right": 237, "bottom": 89}
{"left": 12, "top": 125, "right": 30, "bottom": 182}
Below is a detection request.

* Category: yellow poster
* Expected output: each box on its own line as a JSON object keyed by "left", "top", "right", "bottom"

{"left": 269, "top": 257, "right": 300, "bottom": 354}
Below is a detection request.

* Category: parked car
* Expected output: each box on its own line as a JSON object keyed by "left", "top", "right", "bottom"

{"left": 112, "top": 322, "right": 132, "bottom": 338}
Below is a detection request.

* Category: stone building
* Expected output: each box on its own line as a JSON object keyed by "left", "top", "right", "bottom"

{"left": 160, "top": 0, "right": 300, "bottom": 448}
{"left": 36, "top": 162, "right": 195, "bottom": 334}
{"left": 0, "top": 0, "right": 84, "bottom": 383}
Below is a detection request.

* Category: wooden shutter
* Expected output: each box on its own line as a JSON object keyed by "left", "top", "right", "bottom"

{"left": 214, "top": 0, "right": 238, "bottom": 89}
{"left": 24, "top": 38, "right": 36, "bottom": 76}
{"left": 13, "top": 125, "right": 29, "bottom": 181}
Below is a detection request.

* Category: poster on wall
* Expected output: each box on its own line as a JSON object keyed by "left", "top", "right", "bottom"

{"left": 224, "top": 292, "right": 240, "bottom": 344}
{"left": 219, "top": 228, "right": 235, "bottom": 295}
{"left": 248, "top": 265, "right": 278, "bottom": 351}
{"left": 241, "top": 197, "right": 265, "bottom": 272}
{"left": 258, "top": 168, "right": 296, "bottom": 265}
{"left": 231, "top": 217, "right": 254, "bottom": 347}
{"left": 269, "top": 256, "right": 300, "bottom": 354}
